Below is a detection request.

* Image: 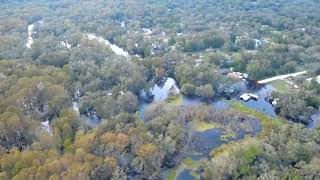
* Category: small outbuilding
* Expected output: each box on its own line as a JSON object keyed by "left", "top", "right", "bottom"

{"left": 240, "top": 93, "right": 251, "bottom": 101}
{"left": 240, "top": 93, "right": 259, "bottom": 101}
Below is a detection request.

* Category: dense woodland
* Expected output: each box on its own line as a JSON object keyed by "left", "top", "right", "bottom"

{"left": 0, "top": 0, "right": 320, "bottom": 179}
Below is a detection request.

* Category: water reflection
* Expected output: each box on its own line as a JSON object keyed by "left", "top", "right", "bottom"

{"left": 151, "top": 78, "right": 180, "bottom": 101}
{"left": 307, "top": 112, "right": 320, "bottom": 128}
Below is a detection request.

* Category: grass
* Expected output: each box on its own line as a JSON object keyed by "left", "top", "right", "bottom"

{"left": 166, "top": 157, "right": 205, "bottom": 180}
{"left": 167, "top": 169, "right": 176, "bottom": 180}
{"left": 182, "top": 157, "right": 198, "bottom": 168}
{"left": 229, "top": 100, "right": 284, "bottom": 137}
{"left": 270, "top": 80, "right": 294, "bottom": 93}
{"left": 221, "top": 131, "right": 236, "bottom": 141}
{"left": 211, "top": 137, "right": 260, "bottom": 158}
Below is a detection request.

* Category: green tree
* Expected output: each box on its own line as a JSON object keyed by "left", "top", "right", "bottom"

{"left": 195, "top": 84, "right": 215, "bottom": 98}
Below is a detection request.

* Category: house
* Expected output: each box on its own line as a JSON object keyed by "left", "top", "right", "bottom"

{"left": 227, "top": 72, "right": 249, "bottom": 80}
{"left": 240, "top": 93, "right": 259, "bottom": 101}
{"left": 227, "top": 72, "right": 242, "bottom": 80}
{"left": 254, "top": 39, "right": 269, "bottom": 48}
{"left": 248, "top": 93, "right": 259, "bottom": 100}
{"left": 272, "top": 98, "right": 279, "bottom": 106}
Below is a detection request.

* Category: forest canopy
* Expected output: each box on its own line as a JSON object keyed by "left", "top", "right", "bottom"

{"left": 0, "top": 0, "right": 320, "bottom": 179}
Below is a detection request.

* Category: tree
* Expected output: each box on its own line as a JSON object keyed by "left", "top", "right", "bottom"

{"left": 143, "top": 45, "right": 152, "bottom": 57}
{"left": 117, "top": 92, "right": 138, "bottom": 113}
{"left": 91, "top": 164, "right": 113, "bottom": 180}
{"left": 238, "top": 39, "right": 256, "bottom": 50}
{"left": 183, "top": 39, "right": 205, "bottom": 52}
{"left": 195, "top": 84, "right": 215, "bottom": 98}
{"left": 204, "top": 35, "right": 225, "bottom": 49}
{"left": 0, "top": 109, "right": 36, "bottom": 149}
{"left": 181, "top": 83, "right": 196, "bottom": 95}
{"left": 247, "top": 60, "right": 272, "bottom": 80}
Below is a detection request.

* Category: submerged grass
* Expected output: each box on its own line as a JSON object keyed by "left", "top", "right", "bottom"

{"left": 167, "top": 157, "right": 205, "bottom": 180}
{"left": 166, "top": 94, "right": 183, "bottom": 105}
{"left": 182, "top": 157, "right": 198, "bottom": 168}
{"left": 192, "top": 120, "right": 222, "bottom": 132}
{"left": 221, "top": 131, "right": 236, "bottom": 141}
{"left": 167, "top": 169, "right": 176, "bottom": 180}
{"left": 229, "top": 100, "right": 284, "bottom": 137}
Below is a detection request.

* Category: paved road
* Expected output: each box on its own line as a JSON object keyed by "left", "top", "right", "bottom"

{"left": 258, "top": 71, "right": 307, "bottom": 84}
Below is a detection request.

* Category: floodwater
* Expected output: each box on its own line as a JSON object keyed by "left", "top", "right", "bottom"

{"left": 72, "top": 101, "right": 79, "bottom": 112}
{"left": 151, "top": 78, "right": 180, "bottom": 101}
{"left": 26, "top": 24, "right": 34, "bottom": 48}
{"left": 190, "top": 128, "right": 224, "bottom": 159}
{"left": 139, "top": 78, "right": 277, "bottom": 120}
{"left": 140, "top": 78, "right": 267, "bottom": 180}
{"left": 41, "top": 120, "right": 51, "bottom": 134}
{"left": 138, "top": 77, "right": 180, "bottom": 119}
{"left": 176, "top": 170, "right": 196, "bottom": 180}
{"left": 307, "top": 112, "right": 320, "bottom": 128}
{"left": 86, "top": 33, "right": 129, "bottom": 57}
{"left": 26, "top": 20, "right": 43, "bottom": 48}
{"left": 72, "top": 101, "right": 100, "bottom": 127}
{"left": 239, "top": 85, "right": 276, "bottom": 117}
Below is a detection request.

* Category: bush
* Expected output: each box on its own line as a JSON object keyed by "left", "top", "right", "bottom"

{"left": 181, "top": 83, "right": 196, "bottom": 95}
{"left": 195, "top": 84, "right": 215, "bottom": 98}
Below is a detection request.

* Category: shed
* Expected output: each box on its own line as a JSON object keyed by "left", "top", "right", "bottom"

{"left": 240, "top": 93, "right": 251, "bottom": 101}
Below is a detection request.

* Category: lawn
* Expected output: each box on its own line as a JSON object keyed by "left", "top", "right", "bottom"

{"left": 270, "top": 80, "right": 295, "bottom": 93}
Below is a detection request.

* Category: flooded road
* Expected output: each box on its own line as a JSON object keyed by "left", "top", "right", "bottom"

{"left": 25, "top": 20, "right": 43, "bottom": 48}
{"left": 26, "top": 24, "right": 34, "bottom": 48}
{"left": 85, "top": 33, "right": 130, "bottom": 57}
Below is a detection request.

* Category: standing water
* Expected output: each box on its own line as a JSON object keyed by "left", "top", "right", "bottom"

{"left": 150, "top": 78, "right": 180, "bottom": 101}
{"left": 25, "top": 24, "right": 34, "bottom": 48}
{"left": 25, "top": 20, "right": 43, "bottom": 48}
{"left": 86, "top": 33, "right": 129, "bottom": 57}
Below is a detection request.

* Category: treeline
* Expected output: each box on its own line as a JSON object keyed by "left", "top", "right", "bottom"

{"left": 204, "top": 124, "right": 320, "bottom": 179}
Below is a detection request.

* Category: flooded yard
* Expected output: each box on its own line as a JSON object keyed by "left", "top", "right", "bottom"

{"left": 139, "top": 77, "right": 277, "bottom": 120}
